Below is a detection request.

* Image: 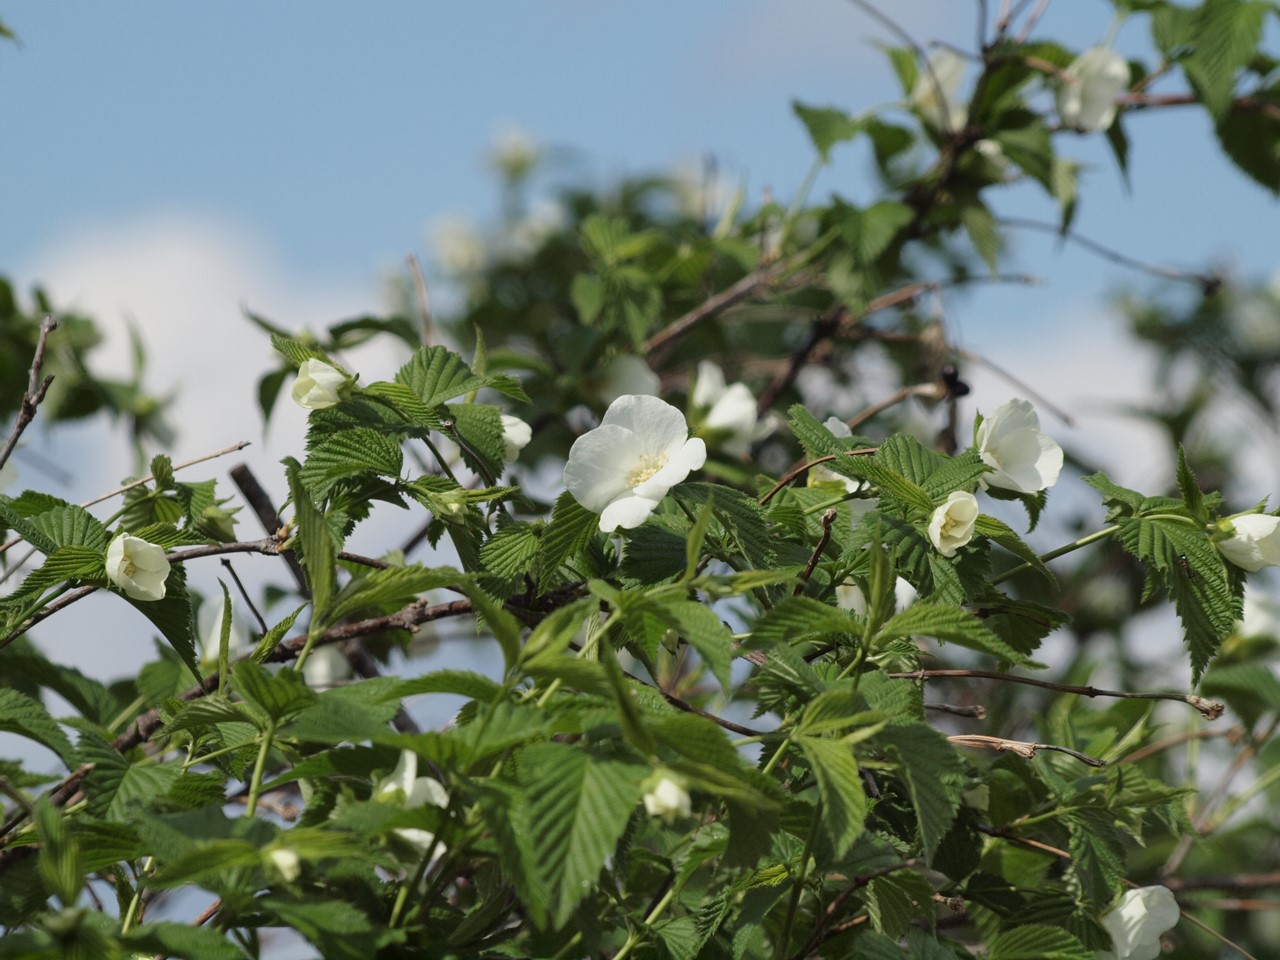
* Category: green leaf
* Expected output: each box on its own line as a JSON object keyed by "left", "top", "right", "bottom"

{"left": 1215, "top": 96, "right": 1280, "bottom": 194}
{"left": 395, "top": 344, "right": 528, "bottom": 408}
{"left": 1182, "top": 0, "right": 1267, "bottom": 119}
{"left": 284, "top": 677, "right": 402, "bottom": 742}
{"left": 570, "top": 273, "right": 606, "bottom": 324}
{"left": 988, "top": 924, "right": 1091, "bottom": 960}
{"left": 676, "top": 484, "right": 775, "bottom": 570}
{"left": 877, "top": 603, "right": 1034, "bottom": 666}
{"left": 80, "top": 731, "right": 182, "bottom": 822}
{"left": 519, "top": 742, "right": 647, "bottom": 928}
{"left": 0, "top": 645, "right": 117, "bottom": 725}
{"left": 1115, "top": 515, "right": 1239, "bottom": 680}
{"left": 653, "top": 599, "right": 734, "bottom": 692}
{"left": 32, "top": 797, "right": 82, "bottom": 907}
{"left": 122, "top": 923, "right": 250, "bottom": 960}
{"left": 284, "top": 457, "right": 336, "bottom": 624}
{"left": 797, "top": 735, "right": 867, "bottom": 857}
{"left": 1083, "top": 472, "right": 1146, "bottom": 518}
{"left": 269, "top": 333, "right": 330, "bottom": 367}
{"left": 122, "top": 562, "right": 201, "bottom": 682}
{"left": 879, "top": 723, "right": 965, "bottom": 865}
{"left": 961, "top": 200, "right": 1001, "bottom": 275}
{"left": 1200, "top": 662, "right": 1280, "bottom": 725}
{"left": 233, "top": 660, "right": 316, "bottom": 724}
{"left": 480, "top": 522, "right": 540, "bottom": 591}
{"left": 0, "top": 494, "right": 109, "bottom": 556}
{"left": 837, "top": 200, "right": 914, "bottom": 265}
{"left": 301, "top": 427, "right": 404, "bottom": 498}
{"left": 1066, "top": 808, "right": 1126, "bottom": 906}
{"left": 0, "top": 688, "right": 75, "bottom": 766}
{"left": 258, "top": 894, "right": 374, "bottom": 960}
{"left": 447, "top": 401, "right": 507, "bottom": 481}
{"left": 793, "top": 101, "right": 861, "bottom": 161}
{"left": 973, "top": 514, "right": 1056, "bottom": 587}
{"left": 534, "top": 491, "right": 600, "bottom": 586}
{"left": 326, "top": 564, "right": 461, "bottom": 624}
{"left": 393, "top": 669, "right": 504, "bottom": 701}
{"left": 249, "top": 603, "right": 307, "bottom": 663}
{"left": 1175, "top": 446, "right": 1208, "bottom": 520}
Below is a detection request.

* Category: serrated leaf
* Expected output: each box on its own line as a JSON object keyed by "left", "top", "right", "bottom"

{"left": 1083, "top": 472, "right": 1146, "bottom": 517}
{"left": 301, "top": 427, "right": 403, "bottom": 499}
{"left": 395, "top": 344, "right": 528, "bottom": 408}
{"left": 121, "top": 562, "right": 201, "bottom": 682}
{"left": 519, "top": 741, "right": 647, "bottom": 928}
{"left": 988, "top": 924, "right": 1091, "bottom": 960}
{"left": 961, "top": 200, "right": 1001, "bottom": 275}
{"left": 793, "top": 101, "right": 862, "bottom": 161}
{"left": 480, "top": 522, "right": 540, "bottom": 590}
{"left": 534, "top": 491, "right": 600, "bottom": 586}
{"left": 879, "top": 723, "right": 965, "bottom": 865}
{"left": 233, "top": 660, "right": 316, "bottom": 724}
{"left": 0, "top": 645, "right": 117, "bottom": 725}
{"left": 80, "top": 731, "right": 182, "bottom": 822}
{"left": 393, "top": 669, "right": 504, "bottom": 701}
{"left": 327, "top": 564, "right": 460, "bottom": 624}
{"left": 269, "top": 333, "right": 330, "bottom": 367}
{"left": 447, "top": 401, "right": 507, "bottom": 481}
{"left": 676, "top": 484, "right": 775, "bottom": 569}
{"left": 258, "top": 894, "right": 374, "bottom": 960}
{"left": 877, "top": 602, "right": 1034, "bottom": 666}
{"left": 1182, "top": 0, "right": 1267, "bottom": 119}
{"left": 1216, "top": 97, "right": 1280, "bottom": 194}
{"left": 32, "top": 797, "right": 82, "bottom": 907}
{"left": 249, "top": 603, "right": 307, "bottom": 663}
{"left": 284, "top": 457, "right": 336, "bottom": 624}
{"left": 122, "top": 922, "right": 250, "bottom": 960}
{"left": 797, "top": 736, "right": 867, "bottom": 857}
{"left": 0, "top": 687, "right": 75, "bottom": 766}
{"left": 283, "top": 677, "right": 402, "bottom": 742}
{"left": 1067, "top": 808, "right": 1126, "bottom": 906}
{"left": 974, "top": 514, "right": 1055, "bottom": 586}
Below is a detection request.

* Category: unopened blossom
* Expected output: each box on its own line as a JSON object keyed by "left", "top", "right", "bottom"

{"left": 290, "top": 358, "right": 347, "bottom": 411}
{"left": 373, "top": 750, "right": 449, "bottom": 855}
{"left": 691, "top": 360, "right": 774, "bottom": 457}
{"left": 836, "top": 577, "right": 918, "bottom": 616}
{"left": 500, "top": 414, "right": 532, "bottom": 463}
{"left": 911, "top": 49, "right": 968, "bottom": 131}
{"left": 642, "top": 773, "right": 691, "bottom": 821}
{"left": 105, "top": 533, "right": 170, "bottom": 602}
{"left": 597, "top": 354, "right": 661, "bottom": 405}
{"left": 301, "top": 644, "right": 351, "bottom": 689}
{"left": 1217, "top": 513, "right": 1280, "bottom": 571}
{"left": 976, "top": 399, "right": 1063, "bottom": 493}
{"left": 1096, "top": 885, "right": 1179, "bottom": 960}
{"left": 266, "top": 846, "right": 301, "bottom": 883}
{"left": 563, "top": 395, "right": 706, "bottom": 532}
{"left": 928, "top": 490, "right": 979, "bottom": 557}
{"left": 1057, "top": 47, "right": 1130, "bottom": 132}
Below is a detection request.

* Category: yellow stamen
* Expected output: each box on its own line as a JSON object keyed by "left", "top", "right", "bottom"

{"left": 627, "top": 453, "right": 668, "bottom": 488}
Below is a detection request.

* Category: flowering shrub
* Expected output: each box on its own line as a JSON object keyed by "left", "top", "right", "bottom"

{"left": 3, "top": 3, "right": 1280, "bottom": 958}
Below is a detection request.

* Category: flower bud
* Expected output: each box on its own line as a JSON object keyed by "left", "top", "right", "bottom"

{"left": 642, "top": 773, "right": 691, "bottom": 821}
{"left": 500, "top": 414, "right": 533, "bottom": 463}
{"left": 266, "top": 846, "right": 301, "bottom": 883}
{"left": 1098, "top": 885, "right": 1179, "bottom": 960}
{"left": 1216, "top": 514, "right": 1280, "bottom": 571}
{"left": 290, "top": 358, "right": 348, "bottom": 411}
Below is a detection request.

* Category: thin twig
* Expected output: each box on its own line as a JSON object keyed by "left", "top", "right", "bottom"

{"left": 1121, "top": 725, "right": 1245, "bottom": 765}
{"left": 846, "top": 383, "right": 945, "bottom": 433}
{"left": 1120, "top": 91, "right": 1280, "bottom": 123}
{"left": 948, "top": 733, "right": 1106, "bottom": 767}
{"left": 0, "top": 440, "right": 251, "bottom": 558}
{"left": 888, "top": 669, "right": 1225, "bottom": 720}
{"left": 0, "top": 316, "right": 58, "bottom": 472}
{"left": 926, "top": 702, "right": 986, "bottom": 719}
{"left": 999, "top": 216, "right": 1220, "bottom": 290}
{"left": 220, "top": 558, "right": 268, "bottom": 634}
{"left": 407, "top": 253, "right": 434, "bottom": 346}
{"left": 795, "top": 510, "right": 837, "bottom": 596}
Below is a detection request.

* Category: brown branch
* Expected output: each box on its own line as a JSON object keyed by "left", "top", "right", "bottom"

{"left": 660, "top": 691, "right": 766, "bottom": 738}
{"left": 925, "top": 702, "right": 986, "bottom": 719}
{"left": 1164, "top": 872, "right": 1280, "bottom": 893}
{"left": 0, "top": 316, "right": 58, "bottom": 472}
{"left": 789, "top": 860, "right": 918, "bottom": 960}
{"left": 889, "top": 669, "right": 1225, "bottom": 720}
{"left": 1120, "top": 725, "right": 1245, "bottom": 765}
{"left": 949, "top": 733, "right": 1105, "bottom": 767}
{"left": 0, "top": 440, "right": 252, "bottom": 559}
{"left": 795, "top": 510, "right": 837, "bottom": 596}
{"left": 1120, "top": 90, "right": 1280, "bottom": 123}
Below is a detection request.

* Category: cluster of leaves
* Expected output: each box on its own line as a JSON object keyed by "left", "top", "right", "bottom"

{"left": 2, "top": 2, "right": 1280, "bottom": 958}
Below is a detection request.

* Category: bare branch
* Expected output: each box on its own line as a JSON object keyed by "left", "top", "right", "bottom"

{"left": 0, "top": 316, "right": 58, "bottom": 473}
{"left": 949, "top": 733, "right": 1106, "bottom": 767}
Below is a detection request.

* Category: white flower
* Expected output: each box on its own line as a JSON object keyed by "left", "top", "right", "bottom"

{"left": 1057, "top": 47, "right": 1130, "bottom": 132}
{"left": 564, "top": 395, "right": 706, "bottom": 533}
{"left": 1217, "top": 514, "right": 1280, "bottom": 571}
{"left": 1096, "top": 885, "right": 1179, "bottom": 960}
{"left": 597, "top": 354, "right": 661, "bottom": 405}
{"left": 642, "top": 774, "right": 691, "bottom": 821}
{"left": 105, "top": 533, "right": 170, "bottom": 602}
{"left": 266, "top": 846, "right": 301, "bottom": 883}
{"left": 290, "top": 359, "right": 347, "bottom": 411}
{"left": 691, "top": 361, "right": 774, "bottom": 457}
{"left": 836, "top": 577, "right": 918, "bottom": 616}
{"left": 431, "top": 214, "right": 486, "bottom": 275}
{"left": 500, "top": 414, "right": 532, "bottom": 463}
{"left": 374, "top": 750, "right": 450, "bottom": 855}
{"left": 976, "top": 399, "right": 1063, "bottom": 494}
{"left": 911, "top": 49, "right": 969, "bottom": 131}
{"left": 928, "top": 491, "right": 979, "bottom": 557}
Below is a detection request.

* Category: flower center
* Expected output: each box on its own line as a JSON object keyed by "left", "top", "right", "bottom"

{"left": 939, "top": 513, "right": 958, "bottom": 537}
{"left": 122, "top": 559, "right": 137, "bottom": 578}
{"left": 627, "top": 453, "right": 668, "bottom": 488}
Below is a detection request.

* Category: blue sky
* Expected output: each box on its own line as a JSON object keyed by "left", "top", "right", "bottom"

{"left": 1, "top": 1, "right": 1278, "bottom": 690}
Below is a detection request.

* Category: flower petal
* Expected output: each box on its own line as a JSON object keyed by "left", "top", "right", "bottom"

{"left": 599, "top": 493, "right": 662, "bottom": 532}
{"left": 563, "top": 424, "right": 638, "bottom": 512}
{"left": 602, "top": 395, "right": 689, "bottom": 457}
